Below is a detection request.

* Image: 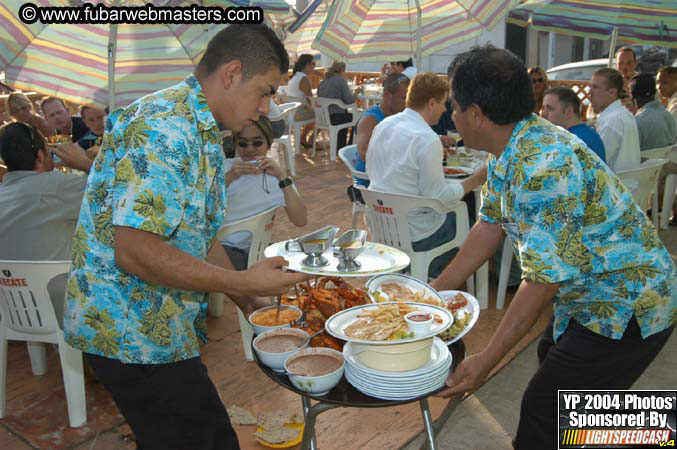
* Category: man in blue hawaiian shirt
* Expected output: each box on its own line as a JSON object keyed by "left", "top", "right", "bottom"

{"left": 431, "top": 45, "right": 675, "bottom": 450}
{"left": 63, "top": 24, "right": 309, "bottom": 449}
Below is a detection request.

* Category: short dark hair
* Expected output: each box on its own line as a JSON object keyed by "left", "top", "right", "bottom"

{"left": 292, "top": 54, "right": 314, "bottom": 77}
{"left": 397, "top": 58, "right": 413, "bottom": 69}
{"left": 0, "top": 122, "right": 45, "bottom": 171}
{"left": 594, "top": 68, "right": 623, "bottom": 98}
{"left": 615, "top": 46, "right": 636, "bottom": 62}
{"left": 195, "top": 24, "right": 289, "bottom": 81}
{"left": 40, "top": 96, "right": 67, "bottom": 115}
{"left": 383, "top": 73, "right": 410, "bottom": 95}
{"left": 543, "top": 87, "right": 581, "bottom": 116}
{"left": 448, "top": 45, "right": 534, "bottom": 125}
{"left": 631, "top": 73, "right": 657, "bottom": 100}
{"left": 657, "top": 66, "right": 677, "bottom": 78}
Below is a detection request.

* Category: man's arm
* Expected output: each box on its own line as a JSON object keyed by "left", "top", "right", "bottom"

{"left": 51, "top": 142, "right": 93, "bottom": 173}
{"left": 114, "top": 226, "right": 310, "bottom": 298}
{"left": 438, "top": 280, "right": 558, "bottom": 397}
{"left": 430, "top": 220, "right": 503, "bottom": 291}
{"left": 356, "top": 115, "right": 378, "bottom": 163}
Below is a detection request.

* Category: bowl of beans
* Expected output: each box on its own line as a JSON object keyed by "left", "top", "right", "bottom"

{"left": 248, "top": 305, "right": 303, "bottom": 335}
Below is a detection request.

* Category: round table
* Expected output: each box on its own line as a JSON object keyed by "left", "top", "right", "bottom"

{"left": 254, "top": 340, "right": 466, "bottom": 450}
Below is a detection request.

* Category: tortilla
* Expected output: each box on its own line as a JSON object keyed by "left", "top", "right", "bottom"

{"left": 227, "top": 405, "right": 257, "bottom": 426}
{"left": 254, "top": 427, "right": 301, "bottom": 444}
{"left": 257, "top": 409, "right": 304, "bottom": 430}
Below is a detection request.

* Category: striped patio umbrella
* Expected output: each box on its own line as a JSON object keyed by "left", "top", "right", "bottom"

{"left": 508, "top": 0, "right": 677, "bottom": 48}
{"left": 0, "top": 0, "right": 293, "bottom": 109}
{"left": 310, "top": 0, "right": 521, "bottom": 64}
{"left": 284, "top": 0, "right": 327, "bottom": 57}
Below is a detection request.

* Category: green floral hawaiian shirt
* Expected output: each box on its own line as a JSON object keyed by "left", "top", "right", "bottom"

{"left": 63, "top": 75, "right": 226, "bottom": 363}
{"left": 479, "top": 114, "right": 676, "bottom": 340}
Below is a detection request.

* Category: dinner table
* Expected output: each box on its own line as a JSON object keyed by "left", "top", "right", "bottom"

{"left": 254, "top": 340, "right": 466, "bottom": 450}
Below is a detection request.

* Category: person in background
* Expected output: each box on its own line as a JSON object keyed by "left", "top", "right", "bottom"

{"left": 432, "top": 45, "right": 675, "bottom": 449}
{"left": 541, "top": 87, "right": 606, "bottom": 162}
{"left": 631, "top": 73, "right": 676, "bottom": 151}
{"left": 77, "top": 104, "right": 106, "bottom": 156}
{"left": 5, "top": 93, "right": 56, "bottom": 138}
{"left": 367, "top": 72, "right": 487, "bottom": 279}
{"left": 40, "top": 97, "right": 90, "bottom": 142}
{"left": 317, "top": 61, "right": 357, "bottom": 150}
{"left": 0, "top": 122, "right": 92, "bottom": 324}
{"left": 615, "top": 46, "right": 639, "bottom": 94}
{"left": 222, "top": 116, "right": 307, "bottom": 270}
{"left": 355, "top": 73, "right": 410, "bottom": 186}
{"left": 528, "top": 66, "right": 549, "bottom": 114}
{"left": 287, "top": 54, "right": 317, "bottom": 148}
{"left": 656, "top": 66, "right": 677, "bottom": 126}
{"left": 590, "top": 68, "right": 640, "bottom": 173}
{"left": 392, "top": 57, "right": 417, "bottom": 79}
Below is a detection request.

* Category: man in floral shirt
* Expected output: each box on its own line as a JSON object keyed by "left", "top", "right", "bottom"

{"left": 431, "top": 45, "right": 675, "bottom": 449}
{"left": 63, "top": 25, "right": 309, "bottom": 449}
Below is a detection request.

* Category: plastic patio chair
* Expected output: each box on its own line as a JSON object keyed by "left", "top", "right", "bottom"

{"left": 358, "top": 187, "right": 475, "bottom": 291}
{"left": 642, "top": 145, "right": 677, "bottom": 229}
{"left": 272, "top": 102, "right": 301, "bottom": 177}
{"left": 278, "top": 94, "right": 314, "bottom": 155}
{"left": 0, "top": 260, "right": 86, "bottom": 428}
{"left": 310, "top": 98, "right": 362, "bottom": 161}
{"left": 617, "top": 159, "right": 668, "bottom": 228}
{"left": 495, "top": 237, "right": 514, "bottom": 310}
{"left": 209, "top": 206, "right": 278, "bottom": 360}
{"left": 338, "top": 145, "right": 370, "bottom": 228}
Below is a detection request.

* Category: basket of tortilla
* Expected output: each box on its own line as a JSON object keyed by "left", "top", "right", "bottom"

{"left": 254, "top": 409, "right": 305, "bottom": 448}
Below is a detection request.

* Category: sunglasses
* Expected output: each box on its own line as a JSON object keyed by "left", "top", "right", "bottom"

{"left": 236, "top": 139, "right": 265, "bottom": 149}
{"left": 532, "top": 77, "right": 545, "bottom": 83}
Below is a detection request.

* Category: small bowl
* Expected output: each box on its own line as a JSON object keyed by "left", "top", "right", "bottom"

{"left": 249, "top": 305, "right": 303, "bottom": 335}
{"left": 355, "top": 338, "right": 433, "bottom": 372}
{"left": 253, "top": 328, "right": 309, "bottom": 372}
{"left": 284, "top": 347, "right": 345, "bottom": 395}
{"left": 405, "top": 311, "right": 433, "bottom": 336}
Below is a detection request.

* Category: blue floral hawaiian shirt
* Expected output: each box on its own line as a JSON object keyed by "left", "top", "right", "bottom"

{"left": 479, "top": 114, "right": 676, "bottom": 341}
{"left": 63, "top": 75, "right": 226, "bottom": 363}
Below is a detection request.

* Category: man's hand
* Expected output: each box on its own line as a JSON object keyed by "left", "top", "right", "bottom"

{"left": 238, "top": 257, "right": 312, "bottom": 297}
{"left": 440, "top": 135, "right": 457, "bottom": 148}
{"left": 435, "top": 352, "right": 493, "bottom": 398}
{"left": 50, "top": 142, "right": 93, "bottom": 173}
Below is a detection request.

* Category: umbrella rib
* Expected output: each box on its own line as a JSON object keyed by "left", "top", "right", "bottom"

{"left": 2, "top": 21, "right": 50, "bottom": 75}
{"left": 164, "top": 24, "right": 200, "bottom": 65}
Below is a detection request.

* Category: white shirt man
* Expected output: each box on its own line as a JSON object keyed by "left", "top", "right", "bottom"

{"left": 590, "top": 68, "right": 640, "bottom": 172}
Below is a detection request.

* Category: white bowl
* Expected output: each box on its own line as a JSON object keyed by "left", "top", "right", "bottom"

{"left": 354, "top": 338, "right": 433, "bottom": 372}
{"left": 248, "top": 305, "right": 303, "bottom": 335}
{"left": 252, "top": 328, "right": 309, "bottom": 371}
{"left": 284, "top": 347, "right": 345, "bottom": 395}
{"left": 405, "top": 311, "right": 433, "bottom": 336}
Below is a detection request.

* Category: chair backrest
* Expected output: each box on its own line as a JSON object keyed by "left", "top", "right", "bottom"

{"left": 311, "top": 97, "right": 353, "bottom": 129}
{"left": 279, "top": 94, "right": 307, "bottom": 107}
{"left": 642, "top": 144, "right": 677, "bottom": 163}
{"left": 338, "top": 145, "right": 369, "bottom": 180}
{"left": 216, "top": 206, "right": 278, "bottom": 269}
{"left": 357, "top": 187, "right": 463, "bottom": 253}
{"left": 276, "top": 102, "right": 301, "bottom": 137}
{"left": 0, "top": 260, "right": 70, "bottom": 335}
{"left": 617, "top": 158, "right": 668, "bottom": 210}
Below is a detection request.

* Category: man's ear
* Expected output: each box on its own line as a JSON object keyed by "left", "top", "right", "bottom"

{"left": 219, "top": 60, "right": 243, "bottom": 91}
{"left": 34, "top": 147, "right": 46, "bottom": 171}
{"left": 469, "top": 103, "right": 484, "bottom": 128}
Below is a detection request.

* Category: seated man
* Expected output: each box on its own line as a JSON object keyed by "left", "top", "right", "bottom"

{"left": 590, "top": 68, "right": 640, "bottom": 172}
{"left": 40, "top": 96, "right": 90, "bottom": 142}
{"left": 355, "top": 72, "right": 410, "bottom": 186}
{"left": 656, "top": 66, "right": 677, "bottom": 126}
{"left": 77, "top": 104, "right": 106, "bottom": 154}
{"left": 541, "top": 87, "right": 606, "bottom": 162}
{"left": 366, "top": 72, "right": 487, "bottom": 278}
{"left": 0, "top": 122, "right": 93, "bottom": 324}
{"left": 631, "top": 73, "right": 676, "bottom": 151}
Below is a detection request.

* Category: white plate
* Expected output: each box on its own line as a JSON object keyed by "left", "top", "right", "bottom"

{"left": 345, "top": 358, "right": 451, "bottom": 389}
{"left": 325, "top": 302, "right": 452, "bottom": 345}
{"left": 345, "top": 370, "right": 449, "bottom": 400}
{"left": 343, "top": 337, "right": 450, "bottom": 379}
{"left": 437, "top": 290, "right": 480, "bottom": 344}
{"left": 264, "top": 241, "right": 410, "bottom": 277}
{"left": 366, "top": 274, "right": 445, "bottom": 307}
{"left": 443, "top": 165, "right": 474, "bottom": 179}
{"left": 345, "top": 368, "right": 449, "bottom": 394}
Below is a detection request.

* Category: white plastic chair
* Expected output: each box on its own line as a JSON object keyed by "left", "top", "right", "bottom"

{"left": 209, "top": 206, "right": 278, "bottom": 360}
{"left": 642, "top": 145, "right": 677, "bottom": 229}
{"left": 617, "top": 159, "right": 668, "bottom": 228}
{"left": 338, "top": 145, "right": 370, "bottom": 228}
{"left": 0, "top": 260, "right": 86, "bottom": 427}
{"left": 279, "top": 94, "right": 314, "bottom": 155}
{"left": 358, "top": 187, "right": 475, "bottom": 293}
{"left": 272, "top": 102, "right": 301, "bottom": 177}
{"left": 496, "top": 237, "right": 514, "bottom": 310}
{"left": 311, "top": 97, "right": 362, "bottom": 161}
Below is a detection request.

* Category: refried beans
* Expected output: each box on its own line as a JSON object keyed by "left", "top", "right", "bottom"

{"left": 287, "top": 354, "right": 342, "bottom": 376}
{"left": 256, "top": 335, "right": 305, "bottom": 353}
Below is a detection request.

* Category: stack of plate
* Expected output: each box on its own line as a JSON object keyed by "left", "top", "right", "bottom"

{"left": 343, "top": 338, "right": 451, "bottom": 401}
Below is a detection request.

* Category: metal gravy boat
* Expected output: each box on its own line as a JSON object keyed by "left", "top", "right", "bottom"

{"left": 333, "top": 229, "right": 367, "bottom": 272}
{"left": 285, "top": 226, "right": 340, "bottom": 267}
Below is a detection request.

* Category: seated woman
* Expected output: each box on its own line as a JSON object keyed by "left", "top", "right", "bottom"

{"left": 221, "top": 116, "right": 307, "bottom": 270}
{"left": 528, "top": 66, "right": 549, "bottom": 114}
{"left": 317, "top": 61, "right": 357, "bottom": 149}
{"left": 288, "top": 54, "right": 317, "bottom": 148}
{"left": 5, "top": 93, "right": 56, "bottom": 138}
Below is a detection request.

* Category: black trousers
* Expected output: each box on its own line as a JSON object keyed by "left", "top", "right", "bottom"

{"left": 330, "top": 112, "right": 354, "bottom": 150}
{"left": 513, "top": 316, "right": 673, "bottom": 450}
{"left": 86, "top": 353, "right": 240, "bottom": 450}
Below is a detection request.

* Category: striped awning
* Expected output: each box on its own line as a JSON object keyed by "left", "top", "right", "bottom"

{"left": 0, "top": 0, "right": 293, "bottom": 108}
{"left": 310, "top": 0, "right": 520, "bottom": 63}
{"left": 509, "top": 0, "right": 677, "bottom": 48}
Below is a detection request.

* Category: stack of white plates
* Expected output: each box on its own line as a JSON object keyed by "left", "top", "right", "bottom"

{"left": 343, "top": 338, "right": 451, "bottom": 401}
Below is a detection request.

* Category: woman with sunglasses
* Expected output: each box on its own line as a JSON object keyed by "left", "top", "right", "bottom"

{"left": 222, "top": 116, "right": 308, "bottom": 270}
{"left": 528, "top": 66, "right": 549, "bottom": 114}
{"left": 5, "top": 93, "right": 56, "bottom": 138}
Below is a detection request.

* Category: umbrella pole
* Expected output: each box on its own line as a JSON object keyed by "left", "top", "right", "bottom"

{"left": 415, "top": 0, "right": 422, "bottom": 70}
{"left": 607, "top": 26, "right": 618, "bottom": 68}
{"left": 108, "top": 23, "right": 118, "bottom": 111}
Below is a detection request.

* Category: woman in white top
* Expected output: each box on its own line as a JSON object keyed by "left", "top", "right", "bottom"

{"left": 288, "top": 54, "right": 316, "bottom": 147}
{"left": 222, "top": 116, "right": 307, "bottom": 270}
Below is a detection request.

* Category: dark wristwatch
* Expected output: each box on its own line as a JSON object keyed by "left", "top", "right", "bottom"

{"left": 278, "top": 177, "right": 293, "bottom": 189}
